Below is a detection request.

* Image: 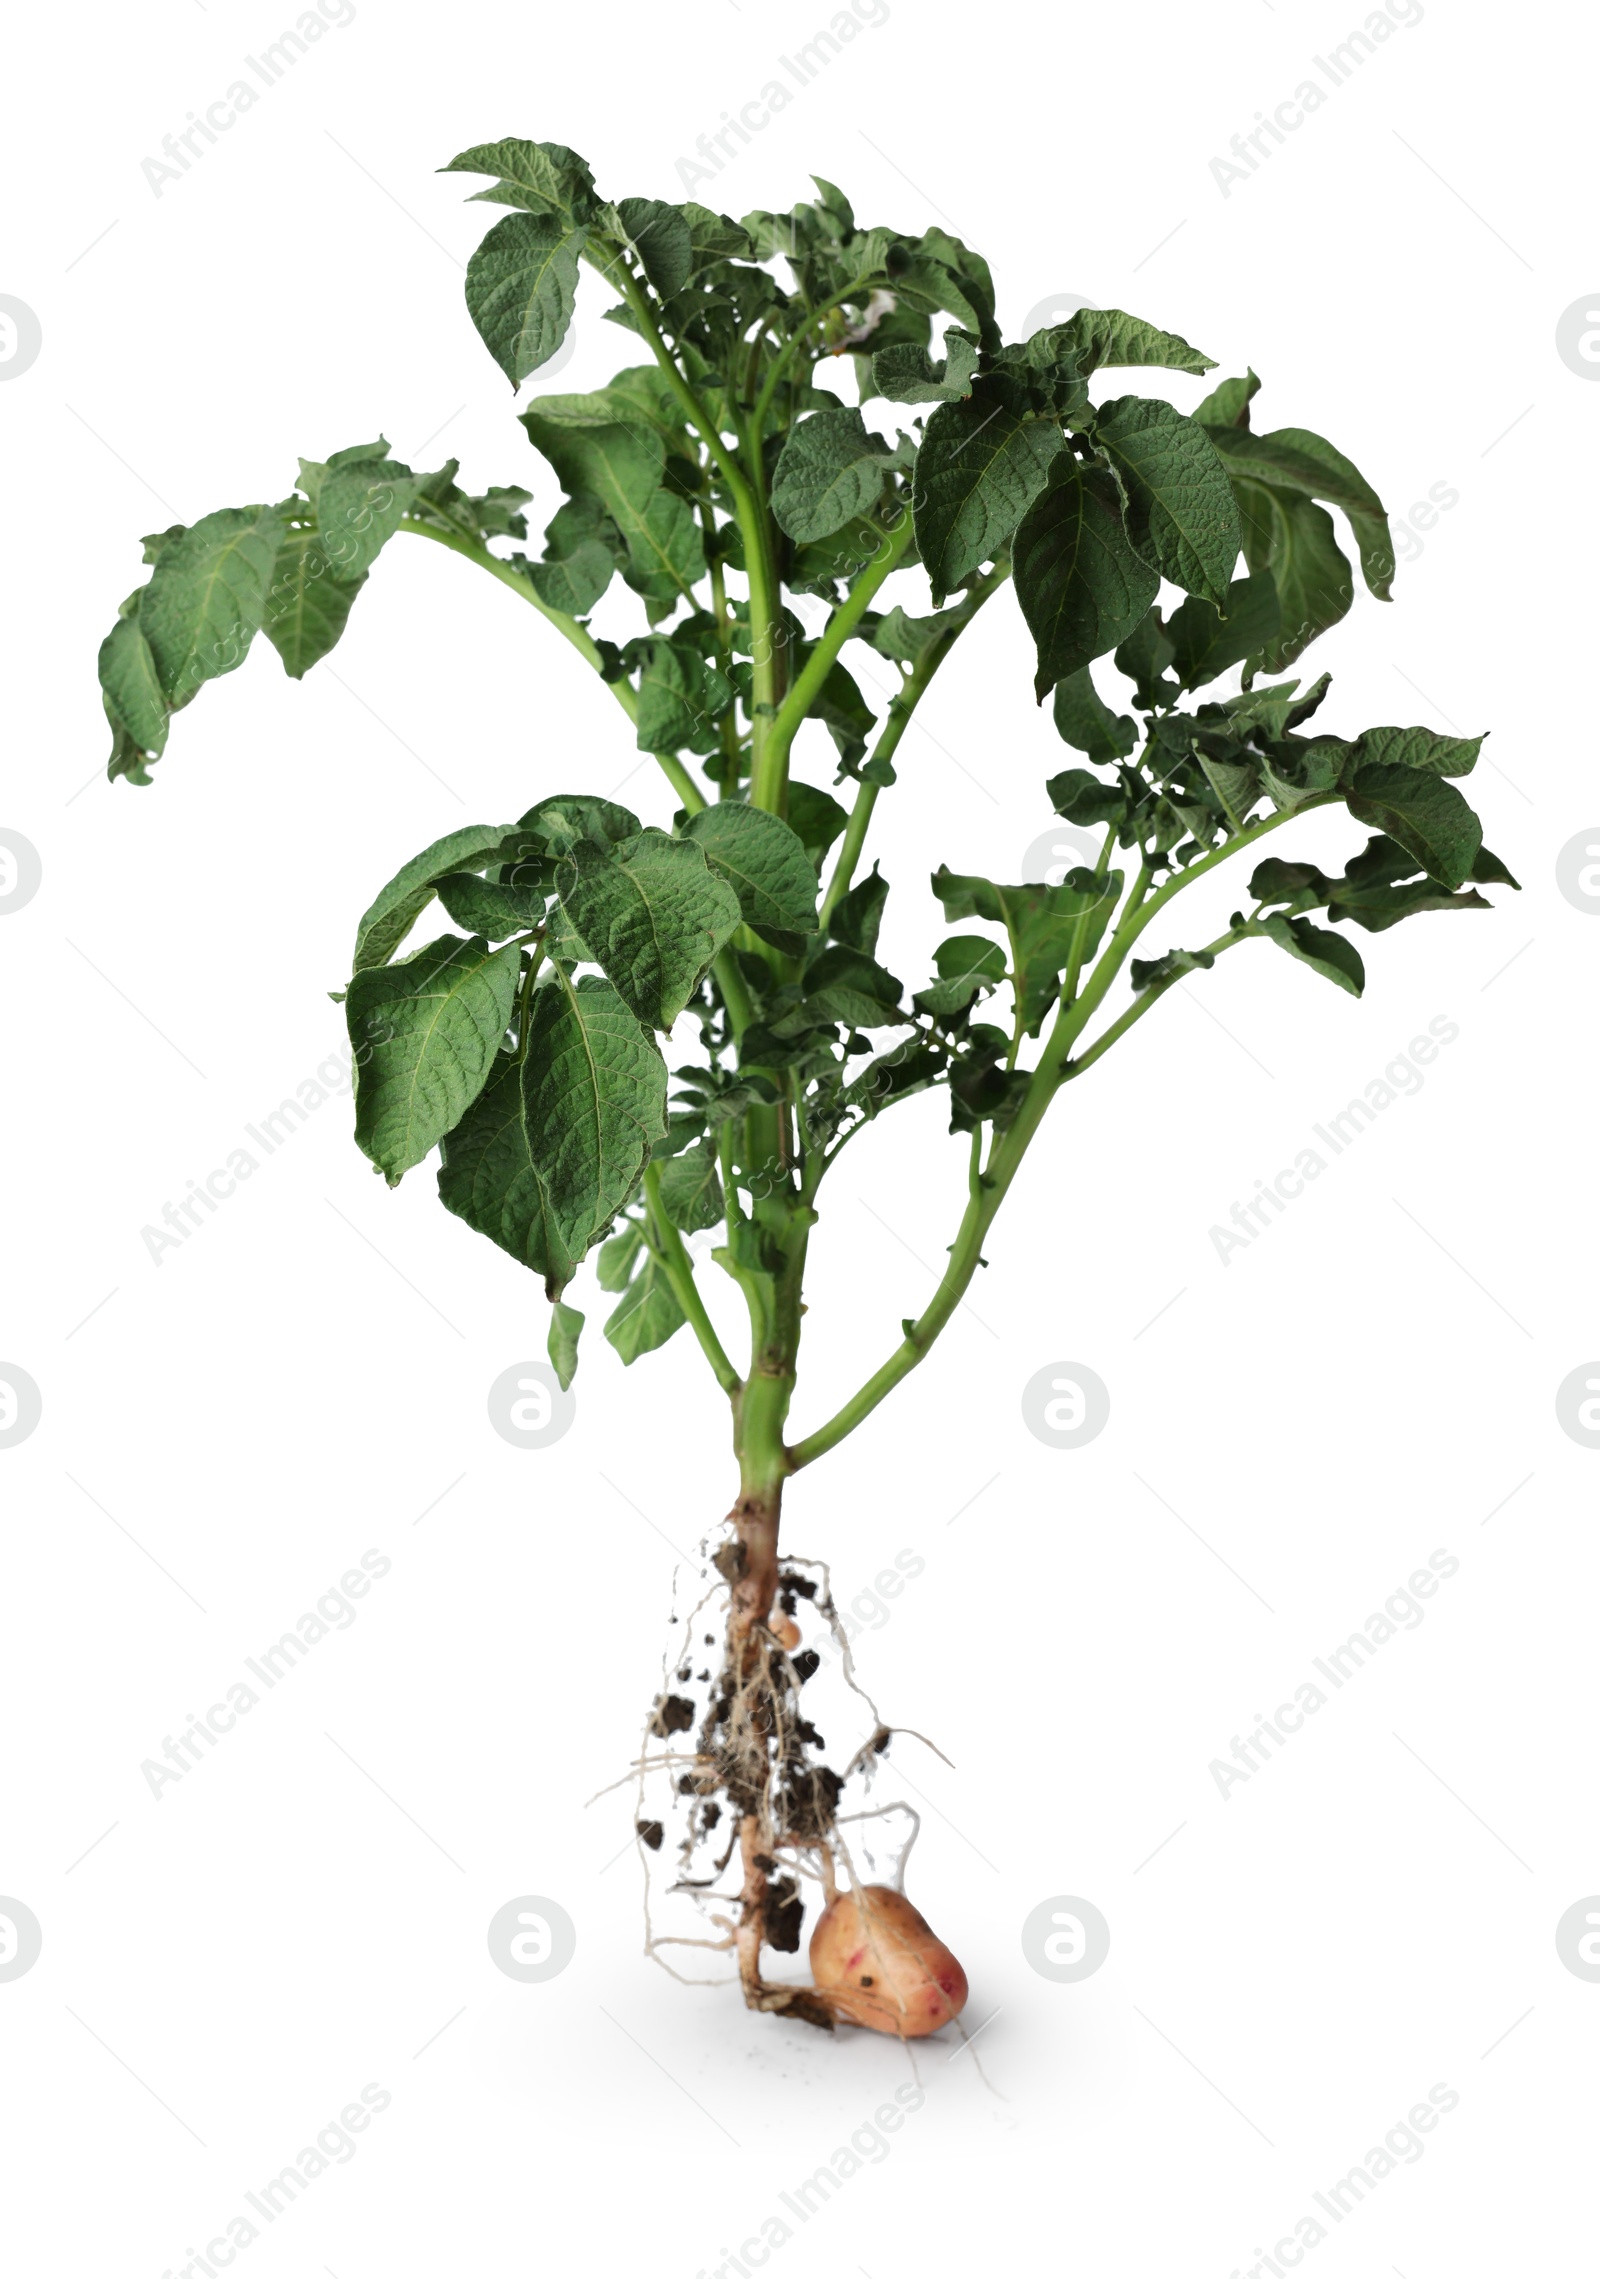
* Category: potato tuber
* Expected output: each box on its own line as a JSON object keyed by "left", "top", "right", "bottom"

{"left": 809, "top": 1883, "right": 968, "bottom": 2037}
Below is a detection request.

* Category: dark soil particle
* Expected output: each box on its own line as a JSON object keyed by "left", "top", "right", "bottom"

{"left": 791, "top": 1648, "right": 820, "bottom": 1684}
{"left": 764, "top": 1874, "right": 804, "bottom": 1954}
{"left": 636, "top": 1819, "right": 664, "bottom": 1851}
{"left": 650, "top": 1694, "right": 696, "bottom": 1737}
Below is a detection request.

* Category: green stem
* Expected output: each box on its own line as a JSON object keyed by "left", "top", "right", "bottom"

{"left": 402, "top": 519, "right": 638, "bottom": 725}
{"left": 749, "top": 273, "right": 879, "bottom": 434}
{"left": 756, "top": 509, "right": 916, "bottom": 812}
{"left": 642, "top": 1164, "right": 741, "bottom": 1396}
{"left": 1059, "top": 825, "right": 1119, "bottom": 1006}
{"left": 714, "top": 949, "right": 756, "bottom": 1039}
{"left": 654, "top": 752, "right": 706, "bottom": 815}
{"left": 791, "top": 802, "right": 1333, "bottom": 1468}
{"left": 816, "top": 573, "right": 1003, "bottom": 929}
{"left": 1065, "top": 925, "right": 1246, "bottom": 1079}
{"left": 598, "top": 263, "right": 785, "bottom": 791}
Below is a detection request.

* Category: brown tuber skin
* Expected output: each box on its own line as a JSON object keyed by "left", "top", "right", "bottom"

{"left": 809, "top": 1884, "right": 969, "bottom": 2037}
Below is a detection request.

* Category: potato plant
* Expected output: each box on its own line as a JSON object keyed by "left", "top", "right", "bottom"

{"left": 96, "top": 137, "right": 1512, "bottom": 2032}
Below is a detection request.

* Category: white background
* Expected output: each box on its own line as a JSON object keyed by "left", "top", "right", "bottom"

{"left": 2, "top": 1, "right": 1594, "bottom": 2273}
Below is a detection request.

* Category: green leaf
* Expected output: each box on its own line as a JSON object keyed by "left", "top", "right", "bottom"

{"left": 913, "top": 933, "right": 1006, "bottom": 1019}
{"left": 657, "top": 1142, "right": 723, "bottom": 1232}
{"left": 465, "top": 212, "right": 585, "bottom": 386}
{"left": 611, "top": 197, "right": 693, "bottom": 298}
{"left": 1345, "top": 765, "right": 1482, "bottom": 890}
{"left": 827, "top": 862, "right": 888, "bottom": 957}
{"left": 684, "top": 803, "right": 819, "bottom": 954}
{"left": 604, "top": 1254, "right": 686, "bottom": 1363}
{"left": 519, "top": 971, "right": 668, "bottom": 1297}
{"left": 262, "top": 528, "right": 365, "bottom": 679}
{"left": 1167, "top": 571, "right": 1282, "bottom": 691}
{"left": 931, "top": 865, "right": 1119, "bottom": 1033}
{"left": 547, "top": 1300, "right": 584, "bottom": 1389}
{"left": 436, "top": 1054, "right": 558, "bottom": 1274}
{"left": 528, "top": 537, "right": 615, "bottom": 616}
{"left": 792, "top": 945, "right": 905, "bottom": 1030}
{"left": 871, "top": 601, "right": 970, "bottom": 665}
{"left": 1252, "top": 912, "right": 1365, "bottom": 996}
{"left": 317, "top": 458, "right": 416, "bottom": 581}
{"left": 1235, "top": 484, "right": 1353, "bottom": 673}
{"left": 1046, "top": 306, "right": 1215, "bottom": 377}
{"left": 557, "top": 831, "right": 742, "bottom": 1029}
{"left": 628, "top": 637, "right": 728, "bottom": 753}
{"left": 353, "top": 825, "right": 536, "bottom": 971}
{"left": 1356, "top": 724, "right": 1485, "bottom": 778}
{"left": 139, "top": 504, "right": 284, "bottom": 708}
{"left": 1470, "top": 844, "right": 1519, "bottom": 889}
{"left": 1093, "top": 396, "right": 1242, "bottom": 605}
{"left": 813, "top": 658, "right": 877, "bottom": 775}
{"left": 1216, "top": 678, "right": 1308, "bottom": 738}
{"left": 771, "top": 409, "right": 894, "bottom": 543}
{"left": 441, "top": 139, "right": 597, "bottom": 220}
{"left": 682, "top": 203, "right": 754, "bottom": 261}
{"left": 434, "top": 871, "right": 546, "bottom": 937}
{"left": 1129, "top": 944, "right": 1216, "bottom": 991}
{"left": 347, "top": 932, "right": 523, "bottom": 1183}
{"left": 519, "top": 793, "right": 641, "bottom": 856}
{"left": 521, "top": 412, "right": 703, "bottom": 609}
{"left": 1052, "top": 666, "right": 1137, "bottom": 762}
{"left": 1012, "top": 458, "right": 1159, "bottom": 699}
{"left": 1213, "top": 424, "right": 1392, "bottom": 600}
{"left": 785, "top": 782, "right": 850, "bottom": 873}
{"left": 98, "top": 613, "right": 170, "bottom": 763}
{"left": 913, "top": 386, "right": 1064, "bottom": 602}
{"left": 1328, "top": 838, "right": 1491, "bottom": 932}
{"left": 1192, "top": 369, "right": 1261, "bottom": 430}
{"left": 1046, "top": 766, "right": 1129, "bottom": 831}
{"left": 519, "top": 373, "right": 693, "bottom": 458}
{"left": 871, "top": 328, "right": 979, "bottom": 404}
{"left": 1113, "top": 608, "right": 1178, "bottom": 707}
{"left": 597, "top": 1221, "right": 645, "bottom": 1290}
{"left": 1249, "top": 854, "right": 1335, "bottom": 912}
